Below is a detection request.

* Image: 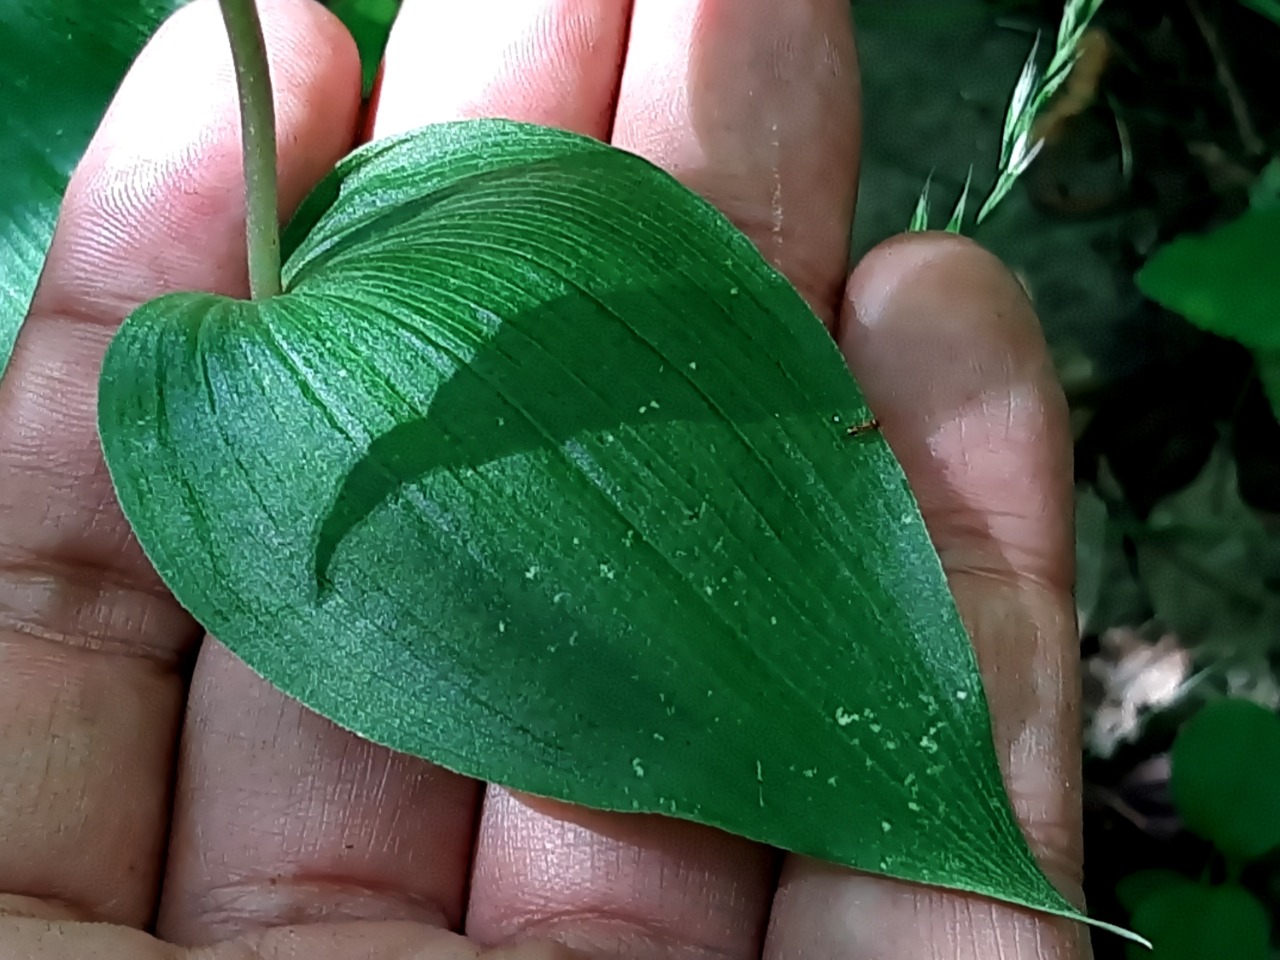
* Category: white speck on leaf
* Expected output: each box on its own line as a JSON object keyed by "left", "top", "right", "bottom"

{"left": 835, "top": 707, "right": 856, "bottom": 726}
{"left": 632, "top": 758, "right": 645, "bottom": 777}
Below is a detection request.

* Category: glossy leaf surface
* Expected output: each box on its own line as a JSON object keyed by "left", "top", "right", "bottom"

{"left": 100, "top": 119, "right": 1092, "bottom": 926}
{"left": 0, "top": 0, "right": 188, "bottom": 381}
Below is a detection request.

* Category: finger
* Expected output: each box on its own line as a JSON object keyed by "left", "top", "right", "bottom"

{"left": 1, "top": 915, "right": 580, "bottom": 960}
{"left": 466, "top": 789, "right": 777, "bottom": 960}
{"left": 0, "top": 0, "right": 359, "bottom": 928}
{"left": 370, "top": 0, "right": 634, "bottom": 141}
{"left": 466, "top": 2, "right": 859, "bottom": 956}
{"left": 764, "top": 234, "right": 1088, "bottom": 960}
{"left": 157, "top": 643, "right": 481, "bottom": 945}
{"left": 158, "top": 0, "right": 636, "bottom": 944}
{"left": 610, "top": 0, "right": 861, "bottom": 325}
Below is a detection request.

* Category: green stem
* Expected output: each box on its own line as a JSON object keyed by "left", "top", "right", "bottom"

{"left": 219, "top": 0, "right": 281, "bottom": 299}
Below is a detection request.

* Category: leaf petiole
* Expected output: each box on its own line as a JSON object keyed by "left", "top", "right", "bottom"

{"left": 218, "top": 0, "right": 281, "bottom": 299}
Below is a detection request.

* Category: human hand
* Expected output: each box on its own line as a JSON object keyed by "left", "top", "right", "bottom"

{"left": 0, "top": 1, "right": 1090, "bottom": 957}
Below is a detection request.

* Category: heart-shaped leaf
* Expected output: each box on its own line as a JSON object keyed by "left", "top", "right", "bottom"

{"left": 100, "top": 119, "right": 1092, "bottom": 927}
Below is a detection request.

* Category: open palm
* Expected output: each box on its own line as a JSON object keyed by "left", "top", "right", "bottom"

{"left": 0, "top": 1, "right": 1088, "bottom": 958}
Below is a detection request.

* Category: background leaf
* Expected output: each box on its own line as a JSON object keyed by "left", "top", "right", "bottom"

{"left": 1237, "top": 0, "right": 1280, "bottom": 26}
{"left": 1169, "top": 697, "right": 1280, "bottom": 861}
{"left": 325, "top": 0, "right": 401, "bottom": 95}
{"left": 1134, "top": 446, "right": 1280, "bottom": 660}
{"left": 99, "top": 119, "right": 1102, "bottom": 930}
{"left": 0, "top": 0, "right": 188, "bottom": 382}
{"left": 1136, "top": 207, "right": 1280, "bottom": 351}
{"left": 1137, "top": 207, "right": 1280, "bottom": 421}
{"left": 1114, "top": 869, "right": 1192, "bottom": 916}
{"left": 1126, "top": 883, "right": 1270, "bottom": 960}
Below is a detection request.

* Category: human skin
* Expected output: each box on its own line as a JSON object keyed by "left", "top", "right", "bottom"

{"left": 0, "top": 0, "right": 1091, "bottom": 958}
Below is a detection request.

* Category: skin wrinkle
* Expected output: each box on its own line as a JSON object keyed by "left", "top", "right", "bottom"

{"left": 160, "top": 645, "right": 479, "bottom": 943}
{"left": 189, "top": 879, "right": 450, "bottom": 941}
{"left": 503, "top": 911, "right": 741, "bottom": 960}
{"left": 470, "top": 790, "right": 775, "bottom": 958}
{"left": 0, "top": 559, "right": 191, "bottom": 665}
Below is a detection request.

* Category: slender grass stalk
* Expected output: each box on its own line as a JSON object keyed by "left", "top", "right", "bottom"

{"left": 909, "top": 171, "right": 935, "bottom": 233}
{"left": 219, "top": 0, "right": 281, "bottom": 299}
{"left": 975, "top": 0, "right": 1106, "bottom": 223}
{"left": 944, "top": 166, "right": 974, "bottom": 233}
{"left": 908, "top": 0, "right": 1106, "bottom": 232}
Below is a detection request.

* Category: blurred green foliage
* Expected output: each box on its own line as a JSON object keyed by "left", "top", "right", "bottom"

{"left": 1121, "top": 699, "right": 1280, "bottom": 959}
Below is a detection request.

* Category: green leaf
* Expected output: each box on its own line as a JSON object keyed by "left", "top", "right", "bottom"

{"left": 1115, "top": 869, "right": 1192, "bottom": 916}
{"left": 0, "top": 0, "right": 189, "bottom": 383}
{"left": 1256, "top": 347, "right": 1280, "bottom": 422}
{"left": 1249, "top": 157, "right": 1280, "bottom": 210}
{"left": 325, "top": 0, "right": 401, "bottom": 96}
{"left": 1128, "top": 883, "right": 1270, "bottom": 960}
{"left": 1170, "top": 698, "right": 1280, "bottom": 861}
{"left": 1238, "top": 0, "right": 1280, "bottom": 26}
{"left": 1136, "top": 207, "right": 1280, "bottom": 351}
{"left": 99, "top": 119, "right": 1123, "bottom": 934}
{"left": 1134, "top": 445, "right": 1280, "bottom": 658}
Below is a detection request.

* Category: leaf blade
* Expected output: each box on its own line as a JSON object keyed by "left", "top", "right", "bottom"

{"left": 100, "top": 119, "right": 1127, "bottom": 934}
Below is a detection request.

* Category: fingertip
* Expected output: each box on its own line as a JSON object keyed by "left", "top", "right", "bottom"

{"left": 839, "top": 231, "right": 1066, "bottom": 463}
{"left": 838, "top": 231, "right": 1073, "bottom": 590}
{"left": 370, "top": 0, "right": 631, "bottom": 141}
{"left": 840, "top": 232, "right": 1047, "bottom": 384}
